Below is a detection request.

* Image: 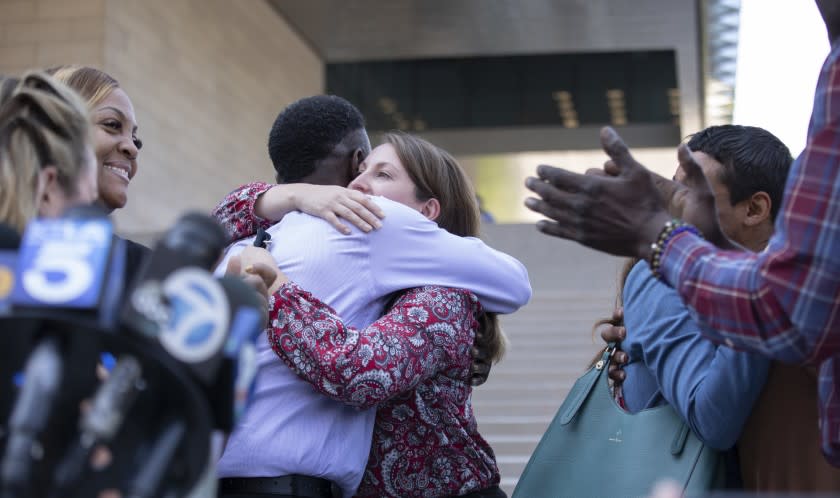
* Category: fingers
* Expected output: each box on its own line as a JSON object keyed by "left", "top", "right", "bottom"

{"left": 534, "top": 219, "right": 579, "bottom": 240}
{"left": 525, "top": 177, "right": 583, "bottom": 234}
{"left": 676, "top": 144, "right": 708, "bottom": 190}
{"left": 652, "top": 174, "right": 683, "bottom": 215}
{"left": 599, "top": 127, "right": 639, "bottom": 174}
{"left": 611, "top": 306, "right": 624, "bottom": 323}
{"left": 326, "top": 194, "right": 385, "bottom": 235}
{"left": 353, "top": 194, "right": 386, "bottom": 224}
{"left": 613, "top": 350, "right": 628, "bottom": 365}
{"left": 471, "top": 345, "right": 489, "bottom": 362}
{"left": 323, "top": 212, "right": 353, "bottom": 235}
{"left": 524, "top": 192, "right": 578, "bottom": 233}
{"left": 470, "top": 330, "right": 493, "bottom": 386}
{"left": 525, "top": 177, "right": 576, "bottom": 208}
{"left": 585, "top": 167, "right": 608, "bottom": 177}
{"left": 533, "top": 165, "right": 587, "bottom": 191}
{"left": 246, "top": 262, "right": 279, "bottom": 290}
{"left": 470, "top": 361, "right": 491, "bottom": 387}
{"left": 603, "top": 159, "right": 620, "bottom": 176}
{"left": 338, "top": 199, "right": 383, "bottom": 233}
{"left": 608, "top": 365, "right": 626, "bottom": 383}
{"left": 239, "top": 272, "right": 269, "bottom": 299}
{"left": 240, "top": 270, "right": 272, "bottom": 326}
{"left": 600, "top": 324, "right": 626, "bottom": 344}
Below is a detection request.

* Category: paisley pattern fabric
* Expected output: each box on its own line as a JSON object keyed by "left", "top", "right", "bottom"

{"left": 211, "top": 181, "right": 273, "bottom": 241}
{"left": 267, "top": 283, "right": 501, "bottom": 497}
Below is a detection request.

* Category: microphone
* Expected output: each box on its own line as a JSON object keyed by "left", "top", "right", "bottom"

{"left": 9, "top": 206, "right": 126, "bottom": 330}
{"left": 203, "top": 275, "right": 265, "bottom": 430}
{"left": 0, "top": 337, "right": 63, "bottom": 494}
{"left": 121, "top": 213, "right": 228, "bottom": 339}
{"left": 121, "top": 214, "right": 264, "bottom": 429}
{"left": 125, "top": 267, "right": 264, "bottom": 430}
{"left": 0, "top": 223, "right": 20, "bottom": 248}
{"left": 0, "top": 223, "right": 23, "bottom": 422}
{"left": 50, "top": 355, "right": 144, "bottom": 495}
{"left": 1, "top": 208, "right": 120, "bottom": 497}
{"left": 126, "top": 420, "right": 186, "bottom": 498}
{"left": 0, "top": 213, "right": 263, "bottom": 496}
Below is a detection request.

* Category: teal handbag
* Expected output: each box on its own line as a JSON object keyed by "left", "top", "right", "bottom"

{"left": 512, "top": 345, "right": 723, "bottom": 498}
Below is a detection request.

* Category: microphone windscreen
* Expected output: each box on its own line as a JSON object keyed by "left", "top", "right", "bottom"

{"left": 0, "top": 223, "right": 21, "bottom": 250}
{"left": 160, "top": 213, "right": 228, "bottom": 270}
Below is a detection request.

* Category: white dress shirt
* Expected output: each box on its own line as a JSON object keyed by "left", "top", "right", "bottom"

{"left": 215, "top": 196, "right": 530, "bottom": 497}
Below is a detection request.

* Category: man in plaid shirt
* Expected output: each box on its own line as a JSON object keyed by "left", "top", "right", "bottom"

{"left": 524, "top": 0, "right": 840, "bottom": 465}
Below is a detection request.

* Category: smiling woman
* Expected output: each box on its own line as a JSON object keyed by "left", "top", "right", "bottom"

{"left": 46, "top": 66, "right": 150, "bottom": 290}
{"left": 47, "top": 66, "right": 142, "bottom": 212}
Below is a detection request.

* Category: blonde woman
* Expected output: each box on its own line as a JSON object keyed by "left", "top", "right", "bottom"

{"left": 48, "top": 65, "right": 141, "bottom": 212}
{"left": 47, "top": 65, "right": 148, "bottom": 284}
{"left": 0, "top": 71, "right": 97, "bottom": 232}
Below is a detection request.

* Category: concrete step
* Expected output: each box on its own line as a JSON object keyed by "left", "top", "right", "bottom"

{"left": 469, "top": 224, "right": 625, "bottom": 490}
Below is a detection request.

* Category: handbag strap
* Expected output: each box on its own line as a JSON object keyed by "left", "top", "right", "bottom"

{"left": 671, "top": 421, "right": 690, "bottom": 456}
{"left": 559, "top": 344, "right": 615, "bottom": 425}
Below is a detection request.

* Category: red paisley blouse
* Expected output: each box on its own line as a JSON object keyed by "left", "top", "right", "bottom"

{"left": 267, "top": 283, "right": 501, "bottom": 498}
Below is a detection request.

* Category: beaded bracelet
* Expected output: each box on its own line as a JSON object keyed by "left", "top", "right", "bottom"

{"left": 648, "top": 219, "right": 702, "bottom": 279}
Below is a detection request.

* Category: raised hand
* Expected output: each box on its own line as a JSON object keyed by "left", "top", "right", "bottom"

{"left": 524, "top": 127, "right": 671, "bottom": 259}
{"left": 470, "top": 329, "right": 492, "bottom": 387}
{"left": 667, "top": 146, "right": 733, "bottom": 248}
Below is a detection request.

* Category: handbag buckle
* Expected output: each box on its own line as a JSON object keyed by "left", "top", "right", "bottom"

{"left": 595, "top": 344, "right": 616, "bottom": 371}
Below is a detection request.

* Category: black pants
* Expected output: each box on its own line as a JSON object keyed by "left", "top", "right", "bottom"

{"left": 217, "top": 476, "right": 338, "bottom": 498}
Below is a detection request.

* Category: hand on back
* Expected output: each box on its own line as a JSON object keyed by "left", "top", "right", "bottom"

{"left": 291, "top": 184, "right": 386, "bottom": 235}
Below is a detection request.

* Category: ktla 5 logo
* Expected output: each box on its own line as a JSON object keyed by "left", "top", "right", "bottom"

{"left": 14, "top": 219, "right": 112, "bottom": 307}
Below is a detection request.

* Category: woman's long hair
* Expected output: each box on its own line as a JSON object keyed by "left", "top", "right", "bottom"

{"left": 589, "top": 257, "right": 639, "bottom": 367}
{"left": 382, "top": 131, "right": 506, "bottom": 363}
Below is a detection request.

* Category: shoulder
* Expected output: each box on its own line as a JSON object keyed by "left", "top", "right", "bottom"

{"left": 623, "top": 259, "right": 678, "bottom": 306}
{"left": 119, "top": 236, "right": 150, "bottom": 269}
{"left": 622, "top": 259, "right": 692, "bottom": 345}
{"left": 370, "top": 196, "right": 438, "bottom": 229}
{"left": 393, "top": 286, "right": 480, "bottom": 315}
{"left": 117, "top": 236, "right": 150, "bottom": 288}
{"left": 121, "top": 237, "right": 150, "bottom": 259}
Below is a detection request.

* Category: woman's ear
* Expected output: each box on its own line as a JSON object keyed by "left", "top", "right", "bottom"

{"left": 36, "top": 165, "right": 64, "bottom": 217}
{"left": 420, "top": 198, "right": 441, "bottom": 221}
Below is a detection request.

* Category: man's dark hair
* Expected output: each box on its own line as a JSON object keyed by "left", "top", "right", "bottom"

{"left": 686, "top": 125, "right": 793, "bottom": 221}
{"left": 267, "top": 95, "right": 365, "bottom": 183}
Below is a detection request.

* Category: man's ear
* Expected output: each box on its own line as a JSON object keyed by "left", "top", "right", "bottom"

{"left": 420, "top": 198, "right": 441, "bottom": 222}
{"left": 744, "top": 191, "right": 771, "bottom": 226}
{"left": 351, "top": 148, "right": 366, "bottom": 175}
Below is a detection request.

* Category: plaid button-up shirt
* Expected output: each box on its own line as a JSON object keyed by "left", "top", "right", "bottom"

{"left": 660, "top": 41, "right": 840, "bottom": 464}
